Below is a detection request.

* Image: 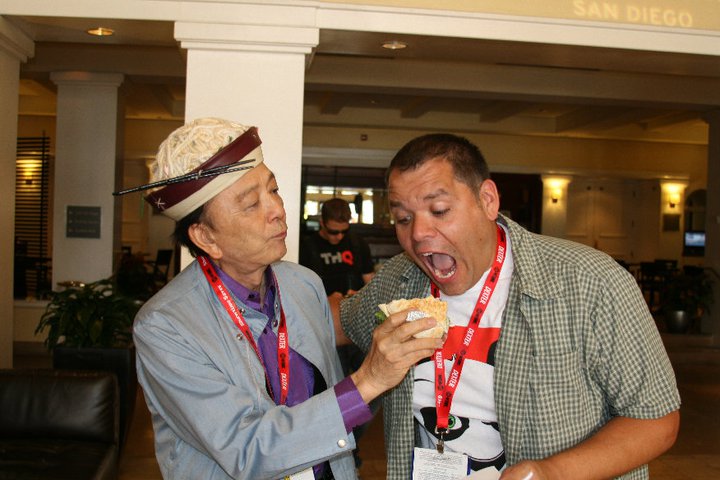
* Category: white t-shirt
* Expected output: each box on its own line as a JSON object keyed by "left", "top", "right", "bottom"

{"left": 412, "top": 227, "right": 513, "bottom": 473}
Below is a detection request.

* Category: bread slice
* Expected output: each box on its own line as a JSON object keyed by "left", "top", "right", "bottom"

{"left": 378, "top": 296, "right": 449, "bottom": 338}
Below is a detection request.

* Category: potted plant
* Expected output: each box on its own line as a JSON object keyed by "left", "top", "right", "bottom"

{"left": 35, "top": 278, "right": 142, "bottom": 449}
{"left": 660, "top": 268, "right": 714, "bottom": 334}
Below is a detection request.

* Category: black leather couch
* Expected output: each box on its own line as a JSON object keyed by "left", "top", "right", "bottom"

{"left": 0, "top": 369, "right": 120, "bottom": 479}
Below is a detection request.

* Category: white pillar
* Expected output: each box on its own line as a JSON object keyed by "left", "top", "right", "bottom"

{"left": 0, "top": 17, "right": 34, "bottom": 368}
{"left": 540, "top": 175, "right": 572, "bottom": 239}
{"left": 50, "top": 72, "right": 124, "bottom": 287}
{"left": 703, "top": 110, "right": 720, "bottom": 342}
{"left": 175, "top": 22, "right": 318, "bottom": 265}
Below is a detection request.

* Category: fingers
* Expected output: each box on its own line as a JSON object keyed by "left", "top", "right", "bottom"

{"left": 353, "top": 309, "right": 444, "bottom": 402}
{"left": 372, "top": 312, "right": 443, "bottom": 366}
{"left": 377, "top": 308, "right": 439, "bottom": 340}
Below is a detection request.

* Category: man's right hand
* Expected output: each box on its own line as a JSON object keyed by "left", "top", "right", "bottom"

{"left": 350, "top": 309, "right": 444, "bottom": 403}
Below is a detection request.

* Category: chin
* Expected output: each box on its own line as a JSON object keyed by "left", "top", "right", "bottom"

{"left": 273, "top": 243, "right": 288, "bottom": 261}
{"left": 429, "top": 272, "right": 470, "bottom": 296}
{"left": 440, "top": 283, "right": 467, "bottom": 296}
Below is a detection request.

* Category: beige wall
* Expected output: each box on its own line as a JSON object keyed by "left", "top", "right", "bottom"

{"left": 321, "top": 0, "right": 720, "bottom": 32}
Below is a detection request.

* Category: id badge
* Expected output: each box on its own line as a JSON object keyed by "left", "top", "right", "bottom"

{"left": 412, "top": 447, "right": 469, "bottom": 479}
{"left": 284, "top": 468, "right": 314, "bottom": 480}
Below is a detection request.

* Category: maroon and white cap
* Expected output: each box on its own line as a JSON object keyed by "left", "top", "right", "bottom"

{"left": 145, "top": 118, "right": 263, "bottom": 221}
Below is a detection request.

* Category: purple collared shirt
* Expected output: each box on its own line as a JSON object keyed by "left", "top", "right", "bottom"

{"left": 217, "top": 266, "right": 315, "bottom": 407}
{"left": 214, "top": 263, "right": 371, "bottom": 475}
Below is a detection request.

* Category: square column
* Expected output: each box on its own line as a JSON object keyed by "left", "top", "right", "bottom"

{"left": 50, "top": 71, "right": 124, "bottom": 287}
{"left": 176, "top": 21, "right": 318, "bottom": 264}
{"left": 0, "top": 16, "right": 34, "bottom": 367}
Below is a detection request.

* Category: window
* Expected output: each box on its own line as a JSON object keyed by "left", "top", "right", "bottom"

{"left": 15, "top": 137, "right": 52, "bottom": 299}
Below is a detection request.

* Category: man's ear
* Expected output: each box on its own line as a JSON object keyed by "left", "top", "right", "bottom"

{"left": 317, "top": 219, "right": 328, "bottom": 239}
{"left": 188, "top": 223, "right": 222, "bottom": 260}
{"left": 478, "top": 179, "right": 500, "bottom": 221}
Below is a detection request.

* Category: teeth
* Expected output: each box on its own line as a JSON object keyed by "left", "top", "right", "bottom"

{"left": 435, "top": 265, "right": 456, "bottom": 279}
{"left": 420, "top": 252, "right": 456, "bottom": 279}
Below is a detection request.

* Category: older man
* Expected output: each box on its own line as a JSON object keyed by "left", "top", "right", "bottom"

{"left": 338, "top": 133, "right": 680, "bottom": 479}
{"left": 131, "top": 118, "right": 442, "bottom": 480}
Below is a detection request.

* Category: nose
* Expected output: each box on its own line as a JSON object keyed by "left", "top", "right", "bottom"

{"left": 410, "top": 214, "right": 434, "bottom": 242}
{"left": 267, "top": 192, "right": 286, "bottom": 222}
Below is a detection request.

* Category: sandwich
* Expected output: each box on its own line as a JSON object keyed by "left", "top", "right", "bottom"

{"left": 377, "top": 296, "right": 450, "bottom": 339}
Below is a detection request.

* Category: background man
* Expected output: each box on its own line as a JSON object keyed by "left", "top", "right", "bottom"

{"left": 300, "top": 197, "right": 375, "bottom": 296}
{"left": 132, "top": 118, "right": 443, "bottom": 480}
{"left": 338, "top": 133, "right": 680, "bottom": 479}
{"left": 299, "top": 197, "right": 378, "bottom": 469}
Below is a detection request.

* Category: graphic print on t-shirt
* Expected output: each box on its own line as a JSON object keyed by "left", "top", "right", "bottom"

{"left": 299, "top": 232, "right": 375, "bottom": 294}
{"left": 320, "top": 249, "right": 354, "bottom": 266}
{"left": 414, "top": 326, "right": 505, "bottom": 472}
{"left": 412, "top": 226, "right": 513, "bottom": 474}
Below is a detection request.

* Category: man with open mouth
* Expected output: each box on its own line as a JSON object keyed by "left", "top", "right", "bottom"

{"left": 338, "top": 133, "right": 680, "bottom": 480}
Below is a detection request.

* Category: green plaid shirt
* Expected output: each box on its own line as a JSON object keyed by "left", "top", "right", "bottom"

{"left": 340, "top": 215, "right": 680, "bottom": 480}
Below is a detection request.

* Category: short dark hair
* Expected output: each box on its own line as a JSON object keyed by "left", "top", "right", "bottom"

{"left": 321, "top": 198, "right": 352, "bottom": 223}
{"left": 387, "top": 133, "right": 490, "bottom": 192}
{"left": 173, "top": 204, "right": 209, "bottom": 258}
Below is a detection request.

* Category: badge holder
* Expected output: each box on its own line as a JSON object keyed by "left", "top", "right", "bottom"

{"left": 412, "top": 446, "right": 469, "bottom": 479}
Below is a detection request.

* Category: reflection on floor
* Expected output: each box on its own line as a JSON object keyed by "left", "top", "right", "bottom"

{"left": 14, "top": 334, "right": 720, "bottom": 479}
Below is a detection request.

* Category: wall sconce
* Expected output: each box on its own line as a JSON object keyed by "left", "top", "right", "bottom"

{"left": 661, "top": 182, "right": 686, "bottom": 212}
{"left": 542, "top": 175, "right": 571, "bottom": 207}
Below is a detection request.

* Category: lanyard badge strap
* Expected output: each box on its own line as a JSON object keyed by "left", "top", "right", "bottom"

{"left": 430, "top": 224, "right": 506, "bottom": 452}
{"left": 199, "top": 256, "right": 290, "bottom": 405}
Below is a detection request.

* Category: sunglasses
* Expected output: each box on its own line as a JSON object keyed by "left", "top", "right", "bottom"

{"left": 325, "top": 227, "right": 350, "bottom": 236}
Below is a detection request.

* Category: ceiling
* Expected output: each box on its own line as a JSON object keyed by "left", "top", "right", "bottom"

{"left": 11, "top": 15, "right": 720, "bottom": 146}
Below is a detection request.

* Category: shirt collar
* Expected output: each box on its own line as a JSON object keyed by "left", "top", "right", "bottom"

{"left": 213, "top": 261, "right": 277, "bottom": 315}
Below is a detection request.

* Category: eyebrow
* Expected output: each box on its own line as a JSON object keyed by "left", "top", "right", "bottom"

{"left": 389, "top": 188, "right": 450, "bottom": 209}
{"left": 234, "top": 171, "right": 276, "bottom": 202}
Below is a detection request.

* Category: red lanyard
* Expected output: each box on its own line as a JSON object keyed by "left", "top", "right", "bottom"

{"left": 198, "top": 256, "right": 290, "bottom": 405}
{"left": 431, "top": 224, "right": 506, "bottom": 441}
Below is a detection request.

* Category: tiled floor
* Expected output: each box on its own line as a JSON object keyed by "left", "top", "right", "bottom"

{"left": 14, "top": 335, "right": 720, "bottom": 479}
{"left": 648, "top": 358, "right": 720, "bottom": 479}
{"left": 115, "top": 388, "right": 388, "bottom": 479}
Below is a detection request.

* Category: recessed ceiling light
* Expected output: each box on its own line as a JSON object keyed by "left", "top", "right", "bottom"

{"left": 382, "top": 40, "right": 407, "bottom": 50}
{"left": 86, "top": 27, "right": 115, "bottom": 37}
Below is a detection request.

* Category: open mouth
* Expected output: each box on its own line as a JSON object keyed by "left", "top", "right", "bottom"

{"left": 421, "top": 252, "right": 457, "bottom": 280}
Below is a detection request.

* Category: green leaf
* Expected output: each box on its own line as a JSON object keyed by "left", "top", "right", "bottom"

{"left": 36, "top": 277, "right": 141, "bottom": 350}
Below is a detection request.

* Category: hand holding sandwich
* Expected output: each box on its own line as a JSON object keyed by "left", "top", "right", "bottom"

{"left": 350, "top": 301, "right": 446, "bottom": 404}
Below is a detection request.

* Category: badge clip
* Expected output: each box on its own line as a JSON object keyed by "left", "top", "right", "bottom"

{"left": 435, "top": 427, "right": 448, "bottom": 454}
